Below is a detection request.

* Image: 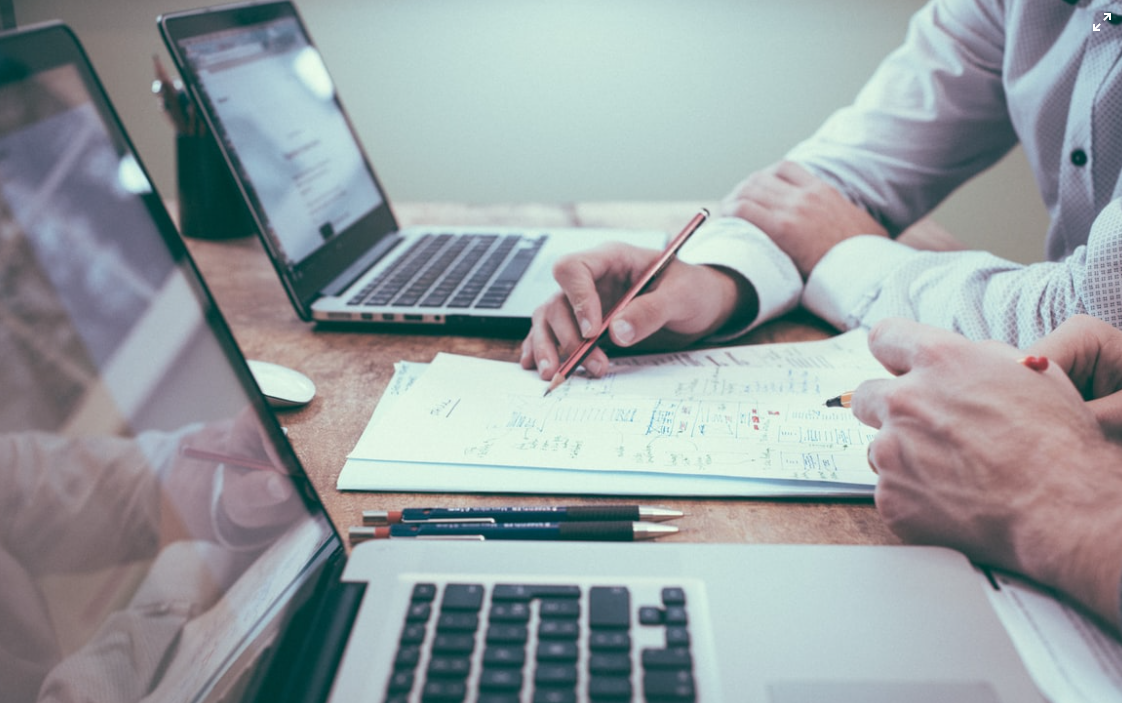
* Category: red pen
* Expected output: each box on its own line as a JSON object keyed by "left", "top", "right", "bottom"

{"left": 544, "top": 208, "right": 710, "bottom": 396}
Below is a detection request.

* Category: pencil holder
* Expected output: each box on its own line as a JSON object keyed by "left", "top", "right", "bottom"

{"left": 176, "top": 131, "right": 255, "bottom": 240}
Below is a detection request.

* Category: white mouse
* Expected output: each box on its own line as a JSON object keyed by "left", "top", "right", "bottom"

{"left": 247, "top": 359, "right": 316, "bottom": 409}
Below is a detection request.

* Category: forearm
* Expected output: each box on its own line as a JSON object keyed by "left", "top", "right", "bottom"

{"left": 788, "top": 0, "right": 1015, "bottom": 234}
{"left": 805, "top": 236, "right": 1091, "bottom": 346}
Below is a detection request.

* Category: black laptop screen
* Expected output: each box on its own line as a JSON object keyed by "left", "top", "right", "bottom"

{"left": 162, "top": 2, "right": 399, "bottom": 317}
{"left": 0, "top": 24, "right": 336, "bottom": 703}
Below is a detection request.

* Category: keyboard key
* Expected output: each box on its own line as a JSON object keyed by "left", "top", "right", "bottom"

{"left": 492, "top": 584, "right": 581, "bottom": 601}
{"left": 436, "top": 612, "right": 479, "bottom": 632}
{"left": 479, "top": 668, "right": 522, "bottom": 691}
{"left": 535, "top": 663, "right": 578, "bottom": 686}
{"left": 643, "top": 670, "right": 696, "bottom": 701}
{"left": 478, "top": 695, "right": 519, "bottom": 703}
{"left": 533, "top": 690, "right": 576, "bottom": 703}
{"left": 483, "top": 645, "right": 526, "bottom": 667}
{"left": 589, "top": 653, "right": 631, "bottom": 675}
{"left": 638, "top": 606, "right": 663, "bottom": 625}
{"left": 589, "top": 631, "right": 631, "bottom": 651}
{"left": 538, "top": 620, "right": 579, "bottom": 640}
{"left": 537, "top": 641, "right": 578, "bottom": 662}
{"left": 412, "top": 583, "right": 437, "bottom": 602}
{"left": 589, "top": 586, "right": 631, "bottom": 629}
{"left": 588, "top": 675, "right": 633, "bottom": 700}
{"left": 489, "top": 602, "right": 531, "bottom": 622}
{"left": 642, "top": 647, "right": 693, "bottom": 670}
{"left": 400, "top": 623, "right": 426, "bottom": 644}
{"left": 664, "top": 606, "right": 688, "bottom": 626}
{"left": 427, "top": 656, "right": 471, "bottom": 679}
{"left": 486, "top": 624, "right": 528, "bottom": 644}
{"left": 441, "top": 584, "right": 484, "bottom": 611}
{"left": 432, "top": 633, "right": 475, "bottom": 655}
{"left": 662, "top": 587, "right": 687, "bottom": 606}
{"left": 386, "top": 669, "right": 413, "bottom": 692}
{"left": 421, "top": 679, "right": 467, "bottom": 702}
{"left": 394, "top": 646, "right": 421, "bottom": 668}
{"left": 665, "top": 626, "right": 691, "bottom": 648}
{"left": 539, "top": 600, "right": 580, "bottom": 619}
{"left": 407, "top": 602, "right": 432, "bottom": 621}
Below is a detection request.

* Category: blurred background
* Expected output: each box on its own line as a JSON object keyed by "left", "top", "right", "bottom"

{"left": 16, "top": 0, "right": 1048, "bottom": 263}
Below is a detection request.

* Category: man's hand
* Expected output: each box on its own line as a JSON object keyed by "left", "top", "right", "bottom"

{"left": 1025, "top": 315, "right": 1122, "bottom": 438}
{"left": 520, "top": 242, "right": 750, "bottom": 380}
{"left": 851, "top": 317, "right": 1122, "bottom": 630}
{"left": 721, "top": 160, "right": 887, "bottom": 278}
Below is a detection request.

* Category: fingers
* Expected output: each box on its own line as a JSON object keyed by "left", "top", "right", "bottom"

{"left": 1026, "top": 314, "right": 1122, "bottom": 399}
{"left": 848, "top": 377, "right": 895, "bottom": 430}
{"left": 1088, "top": 394, "right": 1122, "bottom": 440}
{"left": 522, "top": 293, "right": 610, "bottom": 380}
{"left": 865, "top": 317, "right": 966, "bottom": 376}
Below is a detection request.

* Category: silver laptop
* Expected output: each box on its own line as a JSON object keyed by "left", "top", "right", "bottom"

{"left": 0, "top": 22, "right": 1043, "bottom": 703}
{"left": 157, "top": 0, "right": 664, "bottom": 335}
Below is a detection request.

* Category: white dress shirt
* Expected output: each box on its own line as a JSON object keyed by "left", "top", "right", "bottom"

{"left": 681, "top": 0, "right": 1122, "bottom": 348}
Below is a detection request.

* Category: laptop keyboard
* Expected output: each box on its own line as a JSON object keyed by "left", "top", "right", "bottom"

{"left": 349, "top": 233, "right": 547, "bottom": 311}
{"left": 384, "top": 582, "right": 697, "bottom": 703}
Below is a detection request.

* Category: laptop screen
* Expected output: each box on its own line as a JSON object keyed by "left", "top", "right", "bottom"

{"left": 162, "top": 2, "right": 400, "bottom": 317}
{"left": 0, "top": 23, "right": 336, "bottom": 703}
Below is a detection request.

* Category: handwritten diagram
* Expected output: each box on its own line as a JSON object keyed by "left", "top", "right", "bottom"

{"left": 355, "top": 332, "right": 887, "bottom": 486}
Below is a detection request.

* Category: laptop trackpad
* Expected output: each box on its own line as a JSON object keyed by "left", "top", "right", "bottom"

{"left": 768, "top": 681, "right": 999, "bottom": 703}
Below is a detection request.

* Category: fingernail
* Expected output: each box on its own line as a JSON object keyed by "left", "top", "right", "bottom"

{"left": 585, "top": 358, "right": 604, "bottom": 376}
{"left": 579, "top": 317, "right": 592, "bottom": 337}
{"left": 538, "top": 359, "right": 553, "bottom": 377}
{"left": 611, "top": 319, "right": 635, "bottom": 345}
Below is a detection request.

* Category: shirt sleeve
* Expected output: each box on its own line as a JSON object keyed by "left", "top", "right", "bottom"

{"left": 786, "top": 0, "right": 1017, "bottom": 236}
{"left": 804, "top": 199, "right": 1122, "bottom": 346}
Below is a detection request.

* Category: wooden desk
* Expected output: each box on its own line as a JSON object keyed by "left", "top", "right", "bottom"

{"left": 183, "top": 202, "right": 899, "bottom": 547}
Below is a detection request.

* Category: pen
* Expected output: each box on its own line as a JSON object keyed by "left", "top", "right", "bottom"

{"left": 180, "top": 446, "right": 284, "bottom": 474}
{"left": 544, "top": 208, "right": 710, "bottom": 396}
{"left": 347, "top": 521, "right": 678, "bottom": 543}
{"left": 823, "top": 355, "right": 1053, "bottom": 408}
{"left": 362, "top": 505, "right": 684, "bottom": 525}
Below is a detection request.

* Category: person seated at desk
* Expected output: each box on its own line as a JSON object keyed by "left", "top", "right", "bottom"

{"left": 851, "top": 314, "right": 1122, "bottom": 634}
{"left": 520, "top": 0, "right": 1122, "bottom": 380}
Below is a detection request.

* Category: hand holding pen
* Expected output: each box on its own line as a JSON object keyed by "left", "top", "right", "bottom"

{"left": 543, "top": 209, "right": 709, "bottom": 395}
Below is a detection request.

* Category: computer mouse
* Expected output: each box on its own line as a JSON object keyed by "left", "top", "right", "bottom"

{"left": 246, "top": 359, "right": 316, "bottom": 409}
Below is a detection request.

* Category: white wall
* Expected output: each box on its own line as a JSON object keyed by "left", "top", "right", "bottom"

{"left": 18, "top": 0, "right": 1050, "bottom": 263}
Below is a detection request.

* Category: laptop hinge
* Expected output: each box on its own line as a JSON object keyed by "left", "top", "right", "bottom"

{"left": 320, "top": 234, "right": 403, "bottom": 298}
{"left": 252, "top": 549, "right": 367, "bottom": 703}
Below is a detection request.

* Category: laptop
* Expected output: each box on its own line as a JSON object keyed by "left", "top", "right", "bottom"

{"left": 157, "top": 0, "right": 666, "bottom": 335}
{"left": 0, "top": 22, "right": 1045, "bottom": 703}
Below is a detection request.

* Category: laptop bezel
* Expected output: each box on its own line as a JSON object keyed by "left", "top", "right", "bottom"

{"left": 158, "top": 0, "right": 401, "bottom": 321}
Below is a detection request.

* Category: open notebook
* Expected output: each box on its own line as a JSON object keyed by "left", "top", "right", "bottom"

{"left": 0, "top": 20, "right": 1045, "bottom": 703}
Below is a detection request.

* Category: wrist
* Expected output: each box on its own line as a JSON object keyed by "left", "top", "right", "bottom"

{"left": 704, "top": 265, "right": 759, "bottom": 338}
{"left": 1016, "top": 441, "right": 1122, "bottom": 630}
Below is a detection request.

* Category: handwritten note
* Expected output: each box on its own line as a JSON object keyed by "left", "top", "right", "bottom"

{"left": 349, "top": 332, "right": 888, "bottom": 485}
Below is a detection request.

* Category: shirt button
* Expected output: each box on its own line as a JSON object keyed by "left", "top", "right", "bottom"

{"left": 1070, "top": 148, "right": 1088, "bottom": 167}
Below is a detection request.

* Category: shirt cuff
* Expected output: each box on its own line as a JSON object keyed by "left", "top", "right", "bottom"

{"left": 677, "top": 216, "right": 802, "bottom": 340}
{"left": 803, "top": 235, "right": 919, "bottom": 330}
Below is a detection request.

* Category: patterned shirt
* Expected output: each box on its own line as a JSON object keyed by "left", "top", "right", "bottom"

{"left": 682, "top": 0, "right": 1122, "bottom": 348}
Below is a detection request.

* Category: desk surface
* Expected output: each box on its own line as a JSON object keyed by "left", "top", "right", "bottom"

{"left": 183, "top": 202, "right": 899, "bottom": 547}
